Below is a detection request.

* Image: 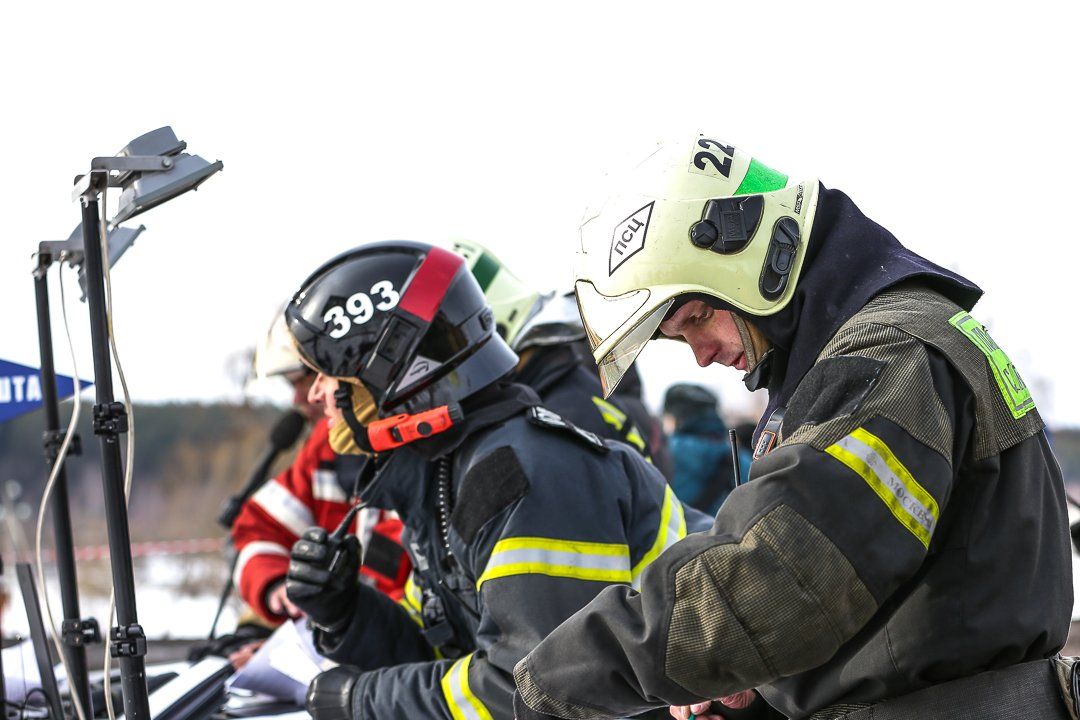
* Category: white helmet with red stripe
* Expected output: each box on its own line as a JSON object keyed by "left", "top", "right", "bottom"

{"left": 285, "top": 240, "right": 519, "bottom": 416}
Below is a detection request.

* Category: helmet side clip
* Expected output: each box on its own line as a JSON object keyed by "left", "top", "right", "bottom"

{"left": 759, "top": 217, "right": 801, "bottom": 300}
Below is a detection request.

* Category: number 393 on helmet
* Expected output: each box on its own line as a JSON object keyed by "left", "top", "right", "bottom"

{"left": 285, "top": 240, "right": 518, "bottom": 415}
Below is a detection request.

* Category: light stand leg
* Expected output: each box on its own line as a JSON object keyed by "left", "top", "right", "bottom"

{"left": 208, "top": 550, "right": 238, "bottom": 641}
{"left": 33, "top": 258, "right": 96, "bottom": 719}
{"left": 79, "top": 197, "right": 151, "bottom": 720}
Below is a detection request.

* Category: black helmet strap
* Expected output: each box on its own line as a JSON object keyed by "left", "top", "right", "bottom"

{"left": 335, "top": 385, "right": 375, "bottom": 453}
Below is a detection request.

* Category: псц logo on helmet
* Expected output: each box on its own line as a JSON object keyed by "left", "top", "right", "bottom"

{"left": 609, "top": 202, "right": 654, "bottom": 275}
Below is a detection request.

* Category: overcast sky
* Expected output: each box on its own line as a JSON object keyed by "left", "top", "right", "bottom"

{"left": 1, "top": 1, "right": 1077, "bottom": 427}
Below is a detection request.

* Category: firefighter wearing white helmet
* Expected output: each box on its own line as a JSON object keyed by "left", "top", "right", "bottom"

{"left": 251, "top": 310, "right": 322, "bottom": 421}
{"left": 513, "top": 137, "right": 1072, "bottom": 720}
{"left": 574, "top": 138, "right": 818, "bottom": 397}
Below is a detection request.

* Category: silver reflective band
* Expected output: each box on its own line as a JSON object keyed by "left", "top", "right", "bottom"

{"left": 440, "top": 654, "right": 492, "bottom": 720}
{"left": 631, "top": 485, "right": 686, "bottom": 589}
{"left": 312, "top": 470, "right": 347, "bottom": 503}
{"left": 476, "top": 537, "right": 631, "bottom": 589}
{"left": 251, "top": 481, "right": 315, "bottom": 536}
{"left": 826, "top": 427, "right": 939, "bottom": 548}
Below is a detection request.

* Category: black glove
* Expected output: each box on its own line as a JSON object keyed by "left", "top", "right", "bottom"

{"left": 513, "top": 690, "right": 562, "bottom": 720}
{"left": 286, "top": 527, "right": 361, "bottom": 632}
{"left": 307, "top": 666, "right": 361, "bottom": 720}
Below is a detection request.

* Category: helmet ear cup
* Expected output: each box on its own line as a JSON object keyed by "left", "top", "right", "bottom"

{"left": 688, "top": 195, "right": 764, "bottom": 254}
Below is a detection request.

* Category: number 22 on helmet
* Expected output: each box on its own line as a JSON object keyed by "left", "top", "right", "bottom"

{"left": 574, "top": 136, "right": 820, "bottom": 396}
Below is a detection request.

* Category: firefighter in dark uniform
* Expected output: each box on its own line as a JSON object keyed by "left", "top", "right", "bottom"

{"left": 453, "top": 239, "right": 667, "bottom": 470}
{"left": 512, "top": 138, "right": 1075, "bottom": 719}
{"left": 280, "top": 241, "right": 712, "bottom": 720}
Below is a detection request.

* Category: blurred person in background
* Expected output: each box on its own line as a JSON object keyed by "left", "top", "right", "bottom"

{"left": 230, "top": 311, "right": 410, "bottom": 629}
{"left": 453, "top": 240, "right": 670, "bottom": 473}
{"left": 662, "top": 383, "right": 751, "bottom": 516}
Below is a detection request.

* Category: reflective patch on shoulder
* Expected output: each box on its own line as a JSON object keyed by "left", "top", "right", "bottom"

{"left": 528, "top": 406, "right": 608, "bottom": 454}
{"left": 949, "top": 311, "right": 1035, "bottom": 419}
{"left": 825, "top": 426, "right": 939, "bottom": 548}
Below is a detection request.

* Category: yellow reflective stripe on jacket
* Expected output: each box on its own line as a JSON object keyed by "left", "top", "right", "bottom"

{"left": 825, "top": 426, "right": 939, "bottom": 548}
{"left": 631, "top": 484, "right": 687, "bottom": 589}
{"left": 440, "top": 654, "right": 492, "bottom": 720}
{"left": 591, "top": 397, "right": 647, "bottom": 452}
{"left": 476, "top": 537, "right": 631, "bottom": 590}
{"left": 397, "top": 572, "right": 423, "bottom": 626}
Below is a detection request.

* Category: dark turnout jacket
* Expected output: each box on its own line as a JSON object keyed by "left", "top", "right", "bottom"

{"left": 515, "top": 286, "right": 1071, "bottom": 718}
{"left": 513, "top": 188, "right": 1072, "bottom": 719}
{"left": 515, "top": 341, "right": 655, "bottom": 462}
{"left": 314, "top": 384, "right": 711, "bottom": 720}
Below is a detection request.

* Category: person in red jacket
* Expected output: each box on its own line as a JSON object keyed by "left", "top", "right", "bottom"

{"left": 231, "top": 311, "right": 410, "bottom": 624}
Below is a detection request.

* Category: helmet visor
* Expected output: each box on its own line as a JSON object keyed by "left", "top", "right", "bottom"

{"left": 577, "top": 290, "right": 673, "bottom": 398}
{"left": 575, "top": 281, "right": 651, "bottom": 354}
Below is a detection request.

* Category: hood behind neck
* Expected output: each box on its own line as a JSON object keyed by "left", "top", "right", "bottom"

{"left": 744, "top": 184, "right": 982, "bottom": 439}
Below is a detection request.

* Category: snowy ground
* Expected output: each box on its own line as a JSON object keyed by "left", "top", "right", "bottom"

{"left": 5, "top": 530, "right": 1080, "bottom": 644}
{"left": 2, "top": 553, "right": 239, "bottom": 641}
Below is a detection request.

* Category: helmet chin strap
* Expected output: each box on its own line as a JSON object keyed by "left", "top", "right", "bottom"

{"left": 335, "top": 383, "right": 462, "bottom": 453}
{"left": 335, "top": 385, "right": 375, "bottom": 453}
{"left": 731, "top": 314, "right": 776, "bottom": 393}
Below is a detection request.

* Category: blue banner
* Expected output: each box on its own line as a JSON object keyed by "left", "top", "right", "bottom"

{"left": 0, "top": 358, "right": 92, "bottom": 425}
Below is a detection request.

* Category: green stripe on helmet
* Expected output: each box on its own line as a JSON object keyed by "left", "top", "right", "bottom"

{"left": 470, "top": 251, "right": 500, "bottom": 291}
{"left": 734, "top": 158, "right": 788, "bottom": 196}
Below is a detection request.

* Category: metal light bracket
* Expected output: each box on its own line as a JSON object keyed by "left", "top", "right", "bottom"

{"left": 92, "top": 401, "right": 129, "bottom": 437}
{"left": 62, "top": 617, "right": 102, "bottom": 647}
{"left": 43, "top": 429, "right": 81, "bottom": 461}
{"left": 109, "top": 624, "right": 147, "bottom": 658}
{"left": 71, "top": 168, "right": 110, "bottom": 202}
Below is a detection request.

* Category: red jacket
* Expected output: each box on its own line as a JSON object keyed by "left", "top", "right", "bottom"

{"left": 231, "top": 417, "right": 409, "bottom": 622}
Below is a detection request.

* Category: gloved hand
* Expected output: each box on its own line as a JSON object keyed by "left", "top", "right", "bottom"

{"left": 307, "top": 666, "right": 361, "bottom": 720}
{"left": 286, "top": 527, "right": 361, "bottom": 633}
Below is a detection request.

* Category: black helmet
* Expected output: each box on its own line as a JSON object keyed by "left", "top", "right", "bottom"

{"left": 286, "top": 240, "right": 519, "bottom": 416}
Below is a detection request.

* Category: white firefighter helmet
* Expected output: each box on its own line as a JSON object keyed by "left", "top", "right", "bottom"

{"left": 513, "top": 290, "right": 586, "bottom": 352}
{"left": 253, "top": 308, "right": 308, "bottom": 381}
{"left": 575, "top": 136, "right": 819, "bottom": 396}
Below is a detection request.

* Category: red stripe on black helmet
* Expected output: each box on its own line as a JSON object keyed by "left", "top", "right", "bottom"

{"left": 399, "top": 246, "right": 464, "bottom": 322}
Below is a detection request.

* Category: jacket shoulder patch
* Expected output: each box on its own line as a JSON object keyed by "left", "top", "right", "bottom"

{"left": 527, "top": 406, "right": 609, "bottom": 454}
{"left": 453, "top": 446, "right": 530, "bottom": 544}
{"left": 785, "top": 356, "right": 885, "bottom": 435}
